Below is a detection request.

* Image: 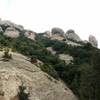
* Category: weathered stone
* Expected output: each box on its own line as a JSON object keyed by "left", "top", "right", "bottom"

{"left": 65, "top": 39, "right": 82, "bottom": 46}
{"left": 43, "top": 31, "right": 51, "bottom": 38}
{"left": 0, "top": 20, "right": 14, "bottom": 27}
{"left": 0, "top": 20, "right": 24, "bottom": 31}
{"left": 24, "top": 30, "right": 36, "bottom": 40}
{"left": 51, "top": 27, "right": 64, "bottom": 36}
{"left": 65, "top": 29, "right": 82, "bottom": 42}
{"left": 4, "top": 27, "right": 20, "bottom": 38}
{"left": 89, "top": 35, "right": 98, "bottom": 47}
{"left": 0, "top": 52, "right": 78, "bottom": 100}
{"left": 58, "top": 54, "right": 73, "bottom": 64}
{"left": 14, "top": 25, "right": 24, "bottom": 31}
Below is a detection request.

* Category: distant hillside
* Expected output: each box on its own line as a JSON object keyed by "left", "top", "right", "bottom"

{"left": 0, "top": 19, "right": 100, "bottom": 100}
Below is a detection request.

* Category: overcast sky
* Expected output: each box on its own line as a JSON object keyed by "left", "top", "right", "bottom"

{"left": 0, "top": 0, "right": 100, "bottom": 47}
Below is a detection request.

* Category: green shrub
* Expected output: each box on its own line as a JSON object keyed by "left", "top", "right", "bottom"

{"left": 18, "top": 85, "right": 30, "bottom": 100}
{"left": 2, "top": 48, "right": 12, "bottom": 61}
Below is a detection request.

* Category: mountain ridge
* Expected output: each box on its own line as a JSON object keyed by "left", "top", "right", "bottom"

{"left": 0, "top": 19, "right": 100, "bottom": 100}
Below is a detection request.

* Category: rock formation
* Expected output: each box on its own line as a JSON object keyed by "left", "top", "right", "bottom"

{"left": 89, "top": 35, "right": 98, "bottom": 47}
{"left": 58, "top": 54, "right": 73, "bottom": 64}
{"left": 43, "top": 31, "right": 51, "bottom": 38}
{"left": 0, "top": 20, "right": 14, "bottom": 27}
{"left": 65, "top": 29, "right": 82, "bottom": 42}
{"left": 65, "top": 39, "right": 82, "bottom": 46}
{"left": 0, "top": 52, "right": 77, "bottom": 100}
{"left": 51, "top": 27, "right": 65, "bottom": 41}
{"left": 24, "top": 30, "right": 36, "bottom": 40}
{"left": 51, "top": 27, "right": 64, "bottom": 36}
{"left": 0, "top": 20, "right": 24, "bottom": 32}
{"left": 4, "top": 27, "right": 20, "bottom": 38}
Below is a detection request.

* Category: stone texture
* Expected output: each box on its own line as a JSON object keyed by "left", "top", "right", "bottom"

{"left": 83, "top": 40, "right": 89, "bottom": 44}
{"left": 4, "top": 27, "right": 20, "bottom": 38}
{"left": 14, "top": 25, "right": 24, "bottom": 31}
{"left": 58, "top": 54, "right": 73, "bottom": 64}
{"left": 51, "top": 27, "right": 64, "bottom": 36}
{"left": 0, "top": 52, "right": 78, "bottom": 100}
{"left": 65, "top": 29, "right": 82, "bottom": 42}
{"left": 24, "top": 30, "right": 36, "bottom": 40}
{"left": 89, "top": 35, "right": 98, "bottom": 47}
{"left": 65, "top": 39, "right": 81, "bottom": 46}
{"left": 43, "top": 31, "right": 51, "bottom": 38}
{"left": 0, "top": 20, "right": 14, "bottom": 27}
{"left": 0, "top": 20, "right": 24, "bottom": 31}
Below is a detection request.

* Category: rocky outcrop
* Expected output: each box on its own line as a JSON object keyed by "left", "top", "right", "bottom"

{"left": 65, "top": 29, "right": 82, "bottom": 42}
{"left": 24, "top": 30, "right": 36, "bottom": 40}
{"left": 0, "top": 20, "right": 14, "bottom": 27}
{"left": 4, "top": 27, "right": 20, "bottom": 38}
{"left": 58, "top": 54, "right": 73, "bottom": 64}
{"left": 50, "top": 27, "right": 65, "bottom": 41}
{"left": 43, "top": 31, "right": 51, "bottom": 38}
{"left": 89, "top": 35, "right": 98, "bottom": 47}
{"left": 51, "top": 35, "right": 65, "bottom": 41}
{"left": 0, "top": 20, "right": 24, "bottom": 31}
{"left": 0, "top": 52, "right": 77, "bottom": 100}
{"left": 51, "top": 27, "right": 64, "bottom": 36}
{"left": 65, "top": 39, "right": 82, "bottom": 46}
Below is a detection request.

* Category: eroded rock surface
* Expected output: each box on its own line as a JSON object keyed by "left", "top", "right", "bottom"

{"left": 24, "top": 30, "right": 36, "bottom": 40}
{"left": 4, "top": 27, "right": 20, "bottom": 38}
{"left": 65, "top": 29, "right": 82, "bottom": 42}
{"left": 58, "top": 54, "right": 73, "bottom": 64}
{"left": 0, "top": 52, "right": 78, "bottom": 100}
{"left": 51, "top": 27, "right": 64, "bottom": 36}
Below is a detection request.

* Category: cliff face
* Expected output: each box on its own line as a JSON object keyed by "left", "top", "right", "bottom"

{"left": 0, "top": 52, "right": 78, "bottom": 100}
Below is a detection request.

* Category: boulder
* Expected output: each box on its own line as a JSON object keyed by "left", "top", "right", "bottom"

{"left": 89, "top": 35, "right": 98, "bottom": 47}
{"left": 43, "top": 31, "right": 51, "bottom": 38}
{"left": 65, "top": 39, "right": 82, "bottom": 46}
{"left": 65, "top": 29, "right": 82, "bottom": 42}
{"left": 51, "top": 27, "right": 64, "bottom": 36}
{"left": 0, "top": 20, "right": 24, "bottom": 32}
{"left": 58, "top": 54, "right": 73, "bottom": 64}
{"left": 4, "top": 27, "right": 20, "bottom": 38}
{"left": 24, "top": 30, "right": 36, "bottom": 40}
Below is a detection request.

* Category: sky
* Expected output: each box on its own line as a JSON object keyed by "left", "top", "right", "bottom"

{"left": 0, "top": 0, "right": 100, "bottom": 47}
